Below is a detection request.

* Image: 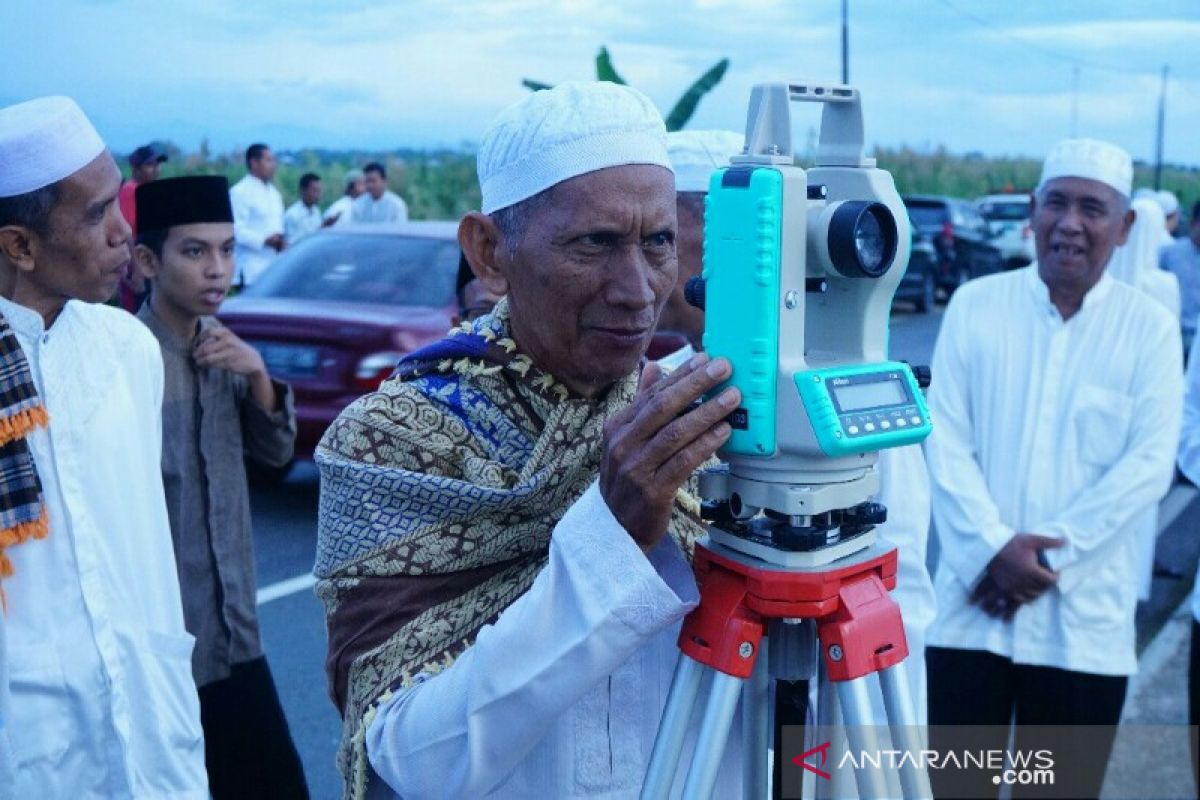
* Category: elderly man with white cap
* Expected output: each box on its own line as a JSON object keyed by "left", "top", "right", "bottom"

{"left": 0, "top": 97, "right": 207, "bottom": 796}
{"left": 315, "top": 83, "right": 743, "bottom": 799}
{"left": 923, "top": 138, "right": 1182, "bottom": 798}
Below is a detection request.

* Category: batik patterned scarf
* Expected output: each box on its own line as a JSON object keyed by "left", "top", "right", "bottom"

{"left": 314, "top": 297, "right": 706, "bottom": 799}
{"left": 0, "top": 312, "right": 48, "bottom": 584}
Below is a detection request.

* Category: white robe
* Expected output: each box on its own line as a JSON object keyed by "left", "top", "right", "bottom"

{"left": 1107, "top": 197, "right": 1184, "bottom": 600}
{"left": 324, "top": 195, "right": 355, "bottom": 227}
{"left": 283, "top": 200, "right": 322, "bottom": 245}
{"left": 229, "top": 174, "right": 285, "bottom": 286}
{"left": 1, "top": 298, "right": 207, "bottom": 799}
{"left": 351, "top": 191, "right": 408, "bottom": 224}
{"left": 925, "top": 266, "right": 1182, "bottom": 676}
{"left": 1175, "top": 332, "right": 1200, "bottom": 622}
{"left": 365, "top": 448, "right": 932, "bottom": 798}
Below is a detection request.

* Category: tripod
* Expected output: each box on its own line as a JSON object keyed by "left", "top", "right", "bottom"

{"left": 641, "top": 534, "right": 933, "bottom": 799}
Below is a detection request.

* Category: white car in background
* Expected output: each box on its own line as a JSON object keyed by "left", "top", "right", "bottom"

{"left": 976, "top": 193, "right": 1035, "bottom": 270}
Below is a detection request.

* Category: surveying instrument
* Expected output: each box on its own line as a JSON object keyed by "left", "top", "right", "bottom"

{"left": 641, "top": 83, "right": 934, "bottom": 799}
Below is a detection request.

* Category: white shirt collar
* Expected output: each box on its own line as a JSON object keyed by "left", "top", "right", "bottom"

{"left": 1024, "top": 262, "right": 1115, "bottom": 318}
{"left": 0, "top": 295, "right": 52, "bottom": 338}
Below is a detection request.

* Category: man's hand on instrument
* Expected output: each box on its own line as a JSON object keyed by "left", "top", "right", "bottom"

{"left": 600, "top": 353, "right": 740, "bottom": 553}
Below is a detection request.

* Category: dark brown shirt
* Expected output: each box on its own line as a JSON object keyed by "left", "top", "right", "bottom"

{"left": 138, "top": 303, "right": 296, "bottom": 687}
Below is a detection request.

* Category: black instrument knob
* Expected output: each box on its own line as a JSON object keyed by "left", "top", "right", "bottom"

{"left": 684, "top": 276, "right": 705, "bottom": 310}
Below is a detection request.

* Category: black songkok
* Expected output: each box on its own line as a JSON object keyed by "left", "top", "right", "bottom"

{"left": 135, "top": 175, "right": 233, "bottom": 233}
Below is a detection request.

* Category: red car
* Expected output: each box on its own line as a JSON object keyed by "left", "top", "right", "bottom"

{"left": 219, "top": 222, "right": 461, "bottom": 462}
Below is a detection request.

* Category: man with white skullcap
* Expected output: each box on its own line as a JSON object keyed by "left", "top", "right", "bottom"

{"left": 924, "top": 138, "right": 1182, "bottom": 797}
{"left": 1161, "top": 198, "right": 1200, "bottom": 354}
{"left": 0, "top": 97, "right": 207, "bottom": 796}
{"left": 315, "top": 82, "right": 744, "bottom": 799}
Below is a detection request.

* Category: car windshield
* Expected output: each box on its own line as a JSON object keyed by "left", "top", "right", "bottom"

{"left": 243, "top": 233, "right": 459, "bottom": 305}
{"left": 978, "top": 199, "right": 1030, "bottom": 222}
{"left": 905, "top": 202, "right": 948, "bottom": 227}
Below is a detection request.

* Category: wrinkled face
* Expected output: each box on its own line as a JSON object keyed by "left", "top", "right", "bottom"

{"left": 655, "top": 193, "right": 706, "bottom": 346}
{"left": 364, "top": 170, "right": 386, "bottom": 199}
{"left": 302, "top": 180, "right": 323, "bottom": 206}
{"left": 27, "top": 151, "right": 131, "bottom": 306}
{"left": 148, "top": 223, "right": 236, "bottom": 319}
{"left": 1032, "top": 176, "right": 1133, "bottom": 295}
{"left": 250, "top": 148, "right": 277, "bottom": 181}
{"left": 499, "top": 164, "right": 678, "bottom": 397}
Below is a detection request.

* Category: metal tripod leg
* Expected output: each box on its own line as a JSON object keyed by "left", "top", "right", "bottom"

{"left": 835, "top": 675, "right": 891, "bottom": 799}
{"left": 814, "top": 656, "right": 842, "bottom": 800}
{"left": 681, "top": 670, "right": 744, "bottom": 798}
{"left": 642, "top": 655, "right": 706, "bottom": 799}
{"left": 742, "top": 636, "right": 770, "bottom": 800}
{"left": 878, "top": 662, "right": 932, "bottom": 800}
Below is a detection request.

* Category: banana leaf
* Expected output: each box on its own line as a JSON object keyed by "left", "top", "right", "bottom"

{"left": 522, "top": 79, "right": 554, "bottom": 92}
{"left": 595, "top": 47, "right": 627, "bottom": 84}
{"left": 664, "top": 58, "right": 729, "bottom": 131}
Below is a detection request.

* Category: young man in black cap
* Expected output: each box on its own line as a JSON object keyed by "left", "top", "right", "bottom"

{"left": 133, "top": 175, "right": 308, "bottom": 799}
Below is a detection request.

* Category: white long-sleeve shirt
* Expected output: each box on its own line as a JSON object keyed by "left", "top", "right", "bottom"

{"left": 351, "top": 191, "right": 408, "bottom": 224}
{"left": 229, "top": 174, "right": 284, "bottom": 286}
{"left": 283, "top": 200, "right": 322, "bottom": 245}
{"left": 323, "top": 195, "right": 355, "bottom": 227}
{"left": 925, "top": 266, "right": 1182, "bottom": 676}
{"left": 1, "top": 297, "right": 207, "bottom": 798}
{"left": 1175, "top": 333, "right": 1200, "bottom": 622}
{"left": 365, "top": 481, "right": 744, "bottom": 800}
{"left": 366, "top": 447, "right": 932, "bottom": 799}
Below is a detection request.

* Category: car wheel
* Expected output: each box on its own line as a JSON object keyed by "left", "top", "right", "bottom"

{"left": 916, "top": 269, "right": 935, "bottom": 313}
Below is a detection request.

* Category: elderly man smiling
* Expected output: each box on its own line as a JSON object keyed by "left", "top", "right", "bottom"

{"left": 925, "top": 139, "right": 1183, "bottom": 798}
{"left": 315, "top": 82, "right": 743, "bottom": 799}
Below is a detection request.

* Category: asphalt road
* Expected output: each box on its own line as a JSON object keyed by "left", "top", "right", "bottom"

{"left": 247, "top": 305, "right": 948, "bottom": 798}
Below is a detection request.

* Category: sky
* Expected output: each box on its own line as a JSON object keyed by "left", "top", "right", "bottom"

{"left": 4, "top": 0, "right": 1200, "bottom": 165}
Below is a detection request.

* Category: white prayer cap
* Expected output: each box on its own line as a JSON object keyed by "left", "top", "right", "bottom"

{"left": 667, "top": 130, "right": 745, "bottom": 193}
{"left": 1156, "top": 189, "right": 1180, "bottom": 216}
{"left": 0, "top": 96, "right": 105, "bottom": 198}
{"left": 477, "top": 81, "right": 671, "bottom": 215}
{"left": 1037, "top": 138, "right": 1132, "bottom": 198}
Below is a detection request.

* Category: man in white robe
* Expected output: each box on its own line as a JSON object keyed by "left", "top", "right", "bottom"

{"left": 350, "top": 162, "right": 408, "bottom": 224}
{"left": 318, "top": 82, "right": 745, "bottom": 800}
{"left": 229, "top": 142, "right": 285, "bottom": 287}
{"left": 924, "top": 139, "right": 1182, "bottom": 798}
{"left": 0, "top": 96, "right": 207, "bottom": 798}
{"left": 323, "top": 169, "right": 364, "bottom": 228}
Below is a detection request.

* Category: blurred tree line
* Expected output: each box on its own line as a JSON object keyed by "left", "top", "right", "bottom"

{"left": 129, "top": 140, "right": 1199, "bottom": 221}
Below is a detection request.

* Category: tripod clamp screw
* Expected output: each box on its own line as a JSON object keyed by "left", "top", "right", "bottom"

{"left": 828, "top": 644, "right": 844, "bottom": 662}
{"left": 738, "top": 642, "right": 754, "bottom": 659}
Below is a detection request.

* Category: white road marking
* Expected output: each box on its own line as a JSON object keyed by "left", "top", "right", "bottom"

{"left": 256, "top": 572, "right": 317, "bottom": 605}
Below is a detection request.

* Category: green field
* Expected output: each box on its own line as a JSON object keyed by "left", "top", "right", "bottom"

{"left": 137, "top": 141, "right": 1200, "bottom": 221}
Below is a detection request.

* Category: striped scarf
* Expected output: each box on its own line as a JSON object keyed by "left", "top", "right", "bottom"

{"left": 0, "top": 312, "right": 47, "bottom": 584}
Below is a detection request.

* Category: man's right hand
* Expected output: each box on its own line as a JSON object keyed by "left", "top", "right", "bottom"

{"left": 265, "top": 233, "right": 286, "bottom": 252}
{"left": 972, "top": 533, "right": 1064, "bottom": 616}
{"left": 600, "top": 353, "right": 740, "bottom": 553}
